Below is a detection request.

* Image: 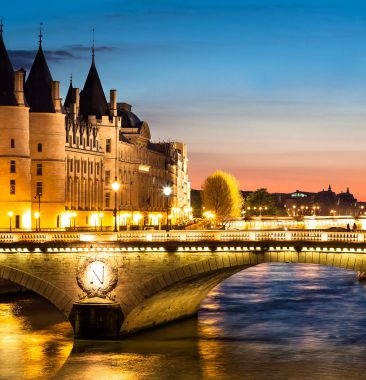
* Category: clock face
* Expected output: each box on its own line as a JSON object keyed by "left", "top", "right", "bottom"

{"left": 77, "top": 257, "right": 118, "bottom": 298}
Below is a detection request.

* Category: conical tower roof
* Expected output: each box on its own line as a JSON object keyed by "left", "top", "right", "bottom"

{"left": 79, "top": 55, "right": 109, "bottom": 119}
{"left": 24, "top": 41, "right": 55, "bottom": 113}
{"left": 63, "top": 76, "right": 73, "bottom": 111}
{"left": 0, "top": 25, "right": 17, "bottom": 106}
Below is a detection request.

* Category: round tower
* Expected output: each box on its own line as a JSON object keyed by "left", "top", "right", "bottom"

{"left": 0, "top": 26, "right": 32, "bottom": 230}
{"left": 24, "top": 34, "right": 65, "bottom": 229}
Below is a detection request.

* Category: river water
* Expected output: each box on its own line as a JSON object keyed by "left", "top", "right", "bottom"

{"left": 1, "top": 263, "right": 366, "bottom": 379}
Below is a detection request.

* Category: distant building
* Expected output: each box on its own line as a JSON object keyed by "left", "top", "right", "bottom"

{"left": 272, "top": 185, "right": 360, "bottom": 216}
{"left": 0, "top": 29, "right": 191, "bottom": 230}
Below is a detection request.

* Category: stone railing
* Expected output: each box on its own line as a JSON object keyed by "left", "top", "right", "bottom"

{"left": 0, "top": 230, "right": 363, "bottom": 244}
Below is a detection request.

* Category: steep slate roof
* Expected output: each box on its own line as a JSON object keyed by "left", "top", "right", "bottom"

{"left": 0, "top": 29, "right": 18, "bottom": 106}
{"left": 63, "top": 78, "right": 73, "bottom": 111}
{"left": 24, "top": 45, "right": 55, "bottom": 113}
{"left": 79, "top": 56, "right": 109, "bottom": 119}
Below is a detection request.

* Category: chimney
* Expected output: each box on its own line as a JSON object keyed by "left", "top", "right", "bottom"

{"left": 14, "top": 69, "right": 25, "bottom": 106}
{"left": 51, "top": 81, "right": 62, "bottom": 112}
{"left": 71, "top": 88, "right": 80, "bottom": 122}
{"left": 110, "top": 89, "right": 117, "bottom": 117}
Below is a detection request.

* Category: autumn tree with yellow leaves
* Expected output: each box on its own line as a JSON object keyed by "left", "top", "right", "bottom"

{"left": 201, "top": 170, "right": 243, "bottom": 222}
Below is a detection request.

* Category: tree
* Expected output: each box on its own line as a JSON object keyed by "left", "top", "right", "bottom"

{"left": 201, "top": 171, "right": 243, "bottom": 222}
{"left": 244, "top": 188, "right": 282, "bottom": 216}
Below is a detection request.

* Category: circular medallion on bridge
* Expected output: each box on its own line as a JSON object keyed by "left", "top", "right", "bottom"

{"left": 76, "top": 256, "right": 118, "bottom": 299}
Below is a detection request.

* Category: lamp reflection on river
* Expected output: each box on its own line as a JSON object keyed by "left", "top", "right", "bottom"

{"left": 0, "top": 296, "right": 73, "bottom": 379}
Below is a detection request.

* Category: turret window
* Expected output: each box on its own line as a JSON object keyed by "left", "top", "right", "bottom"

{"left": 10, "top": 139, "right": 15, "bottom": 148}
{"left": 106, "top": 139, "right": 111, "bottom": 153}
{"left": 105, "top": 170, "right": 110, "bottom": 185}
{"left": 105, "top": 192, "right": 110, "bottom": 208}
{"left": 10, "top": 180, "right": 15, "bottom": 194}
{"left": 10, "top": 160, "right": 16, "bottom": 173}
{"left": 38, "top": 143, "right": 42, "bottom": 152}
{"left": 36, "top": 182, "right": 43, "bottom": 196}
{"left": 36, "top": 164, "right": 42, "bottom": 176}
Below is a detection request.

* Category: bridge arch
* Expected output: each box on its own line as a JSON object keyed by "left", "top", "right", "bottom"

{"left": 0, "top": 264, "right": 73, "bottom": 318}
{"left": 120, "top": 249, "right": 366, "bottom": 334}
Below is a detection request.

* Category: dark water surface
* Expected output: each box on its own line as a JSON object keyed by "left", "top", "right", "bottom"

{"left": 2, "top": 263, "right": 366, "bottom": 379}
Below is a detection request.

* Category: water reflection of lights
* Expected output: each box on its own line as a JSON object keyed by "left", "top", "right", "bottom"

{"left": 0, "top": 298, "right": 73, "bottom": 379}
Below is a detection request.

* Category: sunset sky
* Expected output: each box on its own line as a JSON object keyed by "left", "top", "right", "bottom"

{"left": 3, "top": 0, "right": 366, "bottom": 198}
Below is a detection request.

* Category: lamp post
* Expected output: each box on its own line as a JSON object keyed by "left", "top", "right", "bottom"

{"left": 112, "top": 178, "right": 120, "bottom": 232}
{"left": 8, "top": 211, "right": 13, "bottom": 232}
{"left": 34, "top": 193, "right": 41, "bottom": 231}
{"left": 72, "top": 212, "right": 77, "bottom": 230}
{"left": 34, "top": 212, "right": 40, "bottom": 231}
{"left": 99, "top": 212, "right": 104, "bottom": 231}
{"left": 163, "top": 186, "right": 172, "bottom": 231}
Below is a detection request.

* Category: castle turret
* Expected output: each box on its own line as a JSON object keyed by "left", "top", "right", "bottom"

{"left": 79, "top": 51, "right": 109, "bottom": 120}
{"left": 0, "top": 24, "right": 32, "bottom": 229}
{"left": 24, "top": 30, "right": 65, "bottom": 229}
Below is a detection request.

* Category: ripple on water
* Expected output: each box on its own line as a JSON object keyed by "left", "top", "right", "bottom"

{"left": 2, "top": 263, "right": 366, "bottom": 379}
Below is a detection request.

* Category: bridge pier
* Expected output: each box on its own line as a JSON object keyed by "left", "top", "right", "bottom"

{"left": 69, "top": 301, "right": 123, "bottom": 339}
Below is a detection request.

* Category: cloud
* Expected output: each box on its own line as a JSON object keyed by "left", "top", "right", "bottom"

{"left": 8, "top": 45, "right": 117, "bottom": 70}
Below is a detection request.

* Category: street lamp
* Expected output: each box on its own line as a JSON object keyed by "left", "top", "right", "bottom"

{"left": 34, "top": 212, "right": 40, "bottom": 231}
{"left": 34, "top": 193, "right": 41, "bottom": 230}
{"left": 99, "top": 212, "right": 104, "bottom": 231}
{"left": 8, "top": 211, "right": 13, "bottom": 232}
{"left": 163, "top": 186, "right": 172, "bottom": 231}
{"left": 72, "top": 212, "right": 77, "bottom": 230}
{"left": 112, "top": 178, "right": 120, "bottom": 232}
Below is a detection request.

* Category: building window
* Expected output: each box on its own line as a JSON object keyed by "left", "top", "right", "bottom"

{"left": 10, "top": 139, "right": 15, "bottom": 148}
{"left": 105, "top": 192, "right": 110, "bottom": 208}
{"left": 96, "top": 163, "right": 99, "bottom": 175}
{"left": 106, "top": 139, "right": 111, "bottom": 153}
{"left": 83, "top": 161, "right": 87, "bottom": 173}
{"left": 36, "top": 182, "right": 43, "bottom": 196}
{"left": 10, "top": 160, "right": 16, "bottom": 173}
{"left": 38, "top": 143, "right": 42, "bottom": 152}
{"left": 76, "top": 160, "right": 80, "bottom": 173}
{"left": 90, "top": 163, "right": 93, "bottom": 174}
{"left": 36, "top": 163, "right": 42, "bottom": 176}
{"left": 10, "top": 180, "right": 15, "bottom": 194}
{"left": 105, "top": 170, "right": 110, "bottom": 185}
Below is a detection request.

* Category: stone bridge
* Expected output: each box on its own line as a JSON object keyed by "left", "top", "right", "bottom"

{"left": 0, "top": 229, "right": 365, "bottom": 338}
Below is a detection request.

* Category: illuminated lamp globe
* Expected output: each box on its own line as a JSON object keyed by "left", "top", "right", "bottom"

{"left": 112, "top": 180, "right": 121, "bottom": 192}
{"left": 163, "top": 186, "right": 172, "bottom": 196}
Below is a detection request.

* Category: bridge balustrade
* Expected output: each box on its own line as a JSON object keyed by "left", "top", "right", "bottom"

{"left": 0, "top": 234, "right": 14, "bottom": 243}
{"left": 0, "top": 230, "right": 365, "bottom": 244}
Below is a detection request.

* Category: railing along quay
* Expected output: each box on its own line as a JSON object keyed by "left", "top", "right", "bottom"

{"left": 0, "top": 230, "right": 363, "bottom": 244}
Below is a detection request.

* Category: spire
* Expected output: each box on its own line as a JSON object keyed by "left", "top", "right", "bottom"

{"left": 0, "top": 20, "right": 18, "bottom": 106}
{"left": 38, "top": 22, "right": 43, "bottom": 48}
{"left": 328, "top": 184, "right": 332, "bottom": 192}
{"left": 24, "top": 27, "right": 55, "bottom": 113}
{"left": 63, "top": 74, "right": 74, "bottom": 111}
{"left": 79, "top": 37, "right": 109, "bottom": 119}
{"left": 92, "top": 27, "right": 95, "bottom": 62}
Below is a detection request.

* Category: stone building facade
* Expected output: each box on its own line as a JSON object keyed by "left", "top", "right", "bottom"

{"left": 0, "top": 30, "right": 191, "bottom": 230}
